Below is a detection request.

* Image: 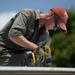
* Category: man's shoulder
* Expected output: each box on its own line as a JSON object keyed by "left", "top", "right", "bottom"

{"left": 21, "top": 8, "right": 35, "bottom": 14}
{"left": 20, "top": 8, "right": 40, "bottom": 16}
{"left": 20, "top": 8, "right": 35, "bottom": 17}
{"left": 22, "top": 8, "right": 34, "bottom": 11}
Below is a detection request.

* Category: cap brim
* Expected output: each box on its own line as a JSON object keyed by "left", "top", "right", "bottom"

{"left": 59, "top": 23, "right": 67, "bottom": 33}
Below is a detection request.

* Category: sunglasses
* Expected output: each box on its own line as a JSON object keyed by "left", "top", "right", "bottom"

{"left": 54, "top": 13, "right": 60, "bottom": 29}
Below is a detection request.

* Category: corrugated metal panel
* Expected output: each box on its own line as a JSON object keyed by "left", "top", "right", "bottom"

{"left": 0, "top": 67, "right": 75, "bottom": 75}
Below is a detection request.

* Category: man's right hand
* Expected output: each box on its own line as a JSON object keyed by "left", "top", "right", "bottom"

{"left": 34, "top": 47, "right": 49, "bottom": 56}
{"left": 43, "top": 45, "right": 51, "bottom": 54}
{"left": 34, "top": 45, "right": 51, "bottom": 56}
{"left": 33, "top": 45, "right": 52, "bottom": 66}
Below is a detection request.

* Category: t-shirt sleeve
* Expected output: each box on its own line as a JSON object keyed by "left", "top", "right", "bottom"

{"left": 8, "top": 13, "right": 29, "bottom": 37}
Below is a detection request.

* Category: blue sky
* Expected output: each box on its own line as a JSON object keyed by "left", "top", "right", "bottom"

{"left": 0, "top": 0, "right": 75, "bottom": 12}
{"left": 0, "top": 0, "right": 75, "bottom": 29}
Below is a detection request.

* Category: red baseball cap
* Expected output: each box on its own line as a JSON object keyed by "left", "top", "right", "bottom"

{"left": 50, "top": 7, "right": 68, "bottom": 33}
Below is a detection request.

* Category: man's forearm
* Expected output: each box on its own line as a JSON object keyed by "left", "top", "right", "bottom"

{"left": 9, "top": 35, "right": 38, "bottom": 50}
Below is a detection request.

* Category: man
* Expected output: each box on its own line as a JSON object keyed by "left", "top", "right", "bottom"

{"left": 0, "top": 7, "right": 68, "bottom": 66}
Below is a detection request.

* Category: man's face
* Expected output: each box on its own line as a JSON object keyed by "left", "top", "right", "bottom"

{"left": 45, "top": 13, "right": 59, "bottom": 31}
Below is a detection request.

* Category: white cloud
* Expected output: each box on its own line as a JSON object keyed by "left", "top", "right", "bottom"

{"left": 0, "top": 11, "right": 17, "bottom": 30}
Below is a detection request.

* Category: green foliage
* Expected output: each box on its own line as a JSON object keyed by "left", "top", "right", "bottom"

{"left": 50, "top": 8, "right": 75, "bottom": 67}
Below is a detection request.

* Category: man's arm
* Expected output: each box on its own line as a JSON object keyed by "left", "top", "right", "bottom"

{"left": 8, "top": 10, "right": 38, "bottom": 50}
{"left": 9, "top": 35, "right": 38, "bottom": 50}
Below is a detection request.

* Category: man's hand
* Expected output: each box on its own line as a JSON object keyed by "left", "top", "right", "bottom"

{"left": 42, "top": 45, "right": 52, "bottom": 66}
{"left": 34, "top": 45, "right": 52, "bottom": 66}
{"left": 34, "top": 47, "right": 48, "bottom": 56}
{"left": 34, "top": 45, "right": 51, "bottom": 56}
{"left": 43, "top": 45, "right": 51, "bottom": 54}
{"left": 24, "top": 45, "right": 51, "bottom": 66}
